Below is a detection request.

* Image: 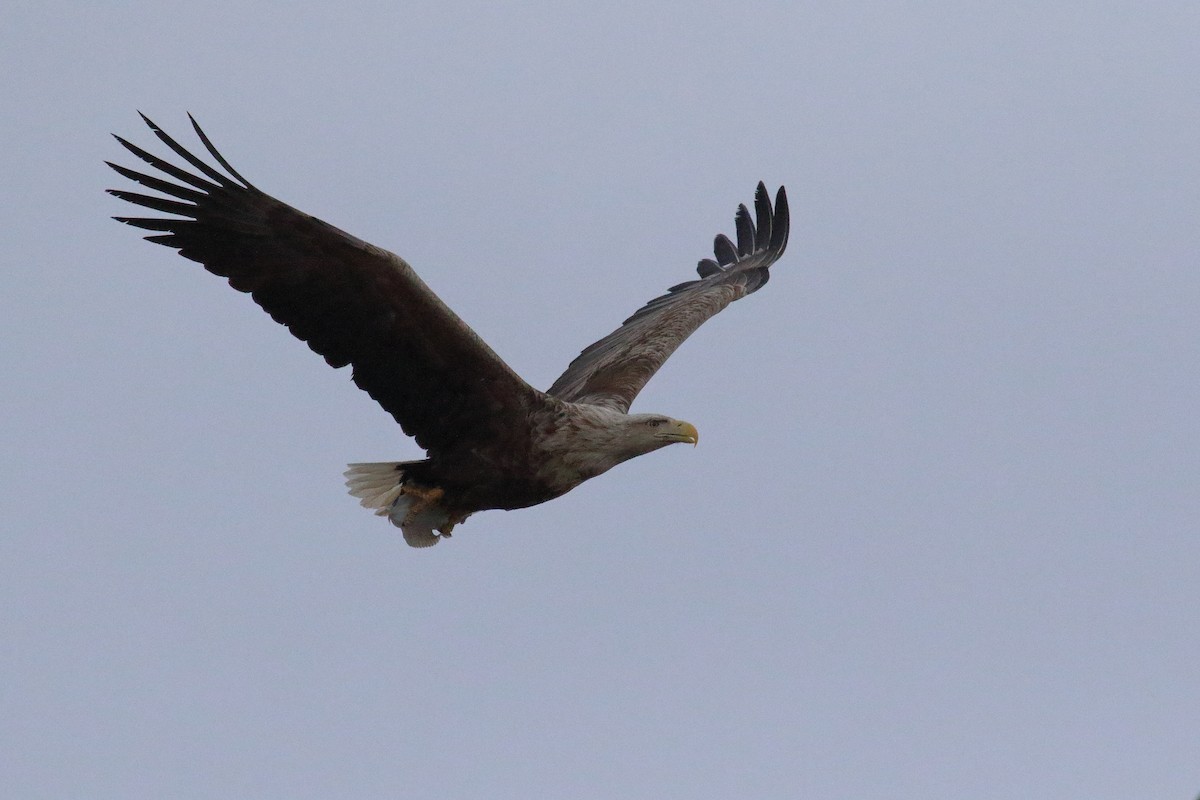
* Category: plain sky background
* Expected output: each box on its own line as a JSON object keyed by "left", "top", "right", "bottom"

{"left": 2, "top": 2, "right": 1198, "bottom": 798}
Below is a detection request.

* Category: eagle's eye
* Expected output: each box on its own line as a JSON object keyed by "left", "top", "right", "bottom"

{"left": 646, "top": 418, "right": 664, "bottom": 427}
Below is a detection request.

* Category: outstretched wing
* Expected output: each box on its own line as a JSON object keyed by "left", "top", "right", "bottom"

{"left": 107, "top": 113, "right": 543, "bottom": 455}
{"left": 546, "top": 183, "right": 789, "bottom": 411}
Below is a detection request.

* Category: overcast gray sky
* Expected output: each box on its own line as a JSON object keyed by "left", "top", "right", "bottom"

{"left": 3, "top": 2, "right": 1198, "bottom": 798}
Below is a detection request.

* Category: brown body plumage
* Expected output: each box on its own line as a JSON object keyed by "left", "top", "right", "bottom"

{"left": 108, "top": 114, "right": 789, "bottom": 547}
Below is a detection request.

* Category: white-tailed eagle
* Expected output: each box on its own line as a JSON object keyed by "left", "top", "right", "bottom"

{"left": 108, "top": 114, "right": 790, "bottom": 547}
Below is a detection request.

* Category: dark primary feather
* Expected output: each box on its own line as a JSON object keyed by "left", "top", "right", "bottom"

{"left": 107, "top": 114, "right": 543, "bottom": 456}
{"left": 546, "top": 182, "right": 789, "bottom": 411}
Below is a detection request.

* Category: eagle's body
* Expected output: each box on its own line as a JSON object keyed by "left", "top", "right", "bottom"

{"left": 345, "top": 403, "right": 699, "bottom": 544}
{"left": 108, "top": 114, "right": 789, "bottom": 547}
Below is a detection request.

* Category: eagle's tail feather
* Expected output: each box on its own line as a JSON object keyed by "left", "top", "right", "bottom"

{"left": 344, "top": 462, "right": 407, "bottom": 515}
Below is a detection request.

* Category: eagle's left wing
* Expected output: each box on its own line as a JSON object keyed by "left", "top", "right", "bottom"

{"left": 546, "top": 183, "right": 789, "bottom": 412}
{"left": 106, "top": 114, "right": 545, "bottom": 457}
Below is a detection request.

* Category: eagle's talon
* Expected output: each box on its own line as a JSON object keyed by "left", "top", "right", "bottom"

{"left": 437, "top": 511, "right": 468, "bottom": 536}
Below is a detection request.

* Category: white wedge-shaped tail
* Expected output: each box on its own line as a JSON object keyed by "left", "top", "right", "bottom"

{"left": 344, "top": 462, "right": 406, "bottom": 516}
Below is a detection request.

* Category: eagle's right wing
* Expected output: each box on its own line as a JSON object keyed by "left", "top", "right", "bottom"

{"left": 547, "top": 183, "right": 789, "bottom": 412}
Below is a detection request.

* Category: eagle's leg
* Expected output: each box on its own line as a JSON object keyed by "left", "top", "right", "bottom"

{"left": 400, "top": 484, "right": 444, "bottom": 524}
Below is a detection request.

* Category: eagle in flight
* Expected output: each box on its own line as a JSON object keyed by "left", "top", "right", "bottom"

{"left": 108, "top": 114, "right": 790, "bottom": 547}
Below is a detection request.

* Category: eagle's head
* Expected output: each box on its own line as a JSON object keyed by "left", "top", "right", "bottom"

{"left": 594, "top": 412, "right": 699, "bottom": 469}
{"left": 624, "top": 413, "right": 700, "bottom": 452}
{"left": 549, "top": 405, "right": 699, "bottom": 483}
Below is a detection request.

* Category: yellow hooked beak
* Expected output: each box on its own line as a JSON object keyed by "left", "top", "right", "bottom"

{"left": 669, "top": 420, "right": 699, "bottom": 447}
